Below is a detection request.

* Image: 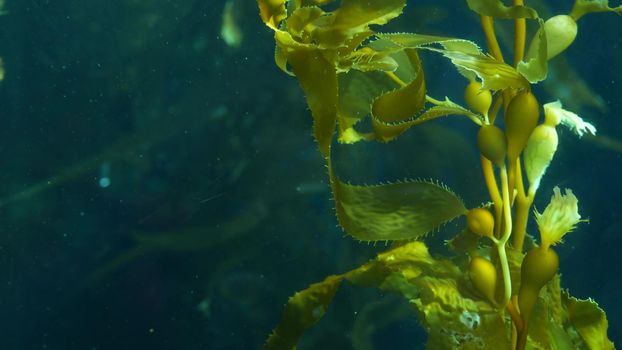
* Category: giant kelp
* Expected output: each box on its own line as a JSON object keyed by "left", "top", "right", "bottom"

{"left": 257, "top": 0, "right": 618, "bottom": 349}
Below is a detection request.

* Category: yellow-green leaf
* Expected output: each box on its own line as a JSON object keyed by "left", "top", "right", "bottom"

{"left": 371, "top": 97, "right": 483, "bottom": 142}
{"left": 285, "top": 6, "right": 326, "bottom": 41}
{"left": 333, "top": 179, "right": 467, "bottom": 241}
{"left": 565, "top": 294, "right": 615, "bottom": 350}
{"left": 337, "top": 70, "right": 394, "bottom": 134}
{"left": 518, "top": 19, "right": 548, "bottom": 83}
{"left": 445, "top": 228, "right": 480, "bottom": 255}
{"left": 377, "top": 35, "right": 526, "bottom": 90}
{"left": 257, "top": 0, "right": 287, "bottom": 30}
{"left": 291, "top": 0, "right": 336, "bottom": 9}
{"left": 570, "top": 0, "right": 622, "bottom": 20}
{"left": 414, "top": 277, "right": 511, "bottom": 350}
{"left": 371, "top": 50, "right": 426, "bottom": 123}
{"left": 377, "top": 33, "right": 482, "bottom": 55}
{"left": 376, "top": 33, "right": 491, "bottom": 85}
{"left": 466, "top": 0, "right": 538, "bottom": 19}
{"left": 274, "top": 45, "right": 294, "bottom": 76}
{"left": 288, "top": 49, "right": 338, "bottom": 158}
{"left": 263, "top": 275, "right": 344, "bottom": 350}
{"left": 433, "top": 49, "right": 530, "bottom": 90}
{"left": 311, "top": 0, "right": 406, "bottom": 48}
{"left": 527, "top": 276, "right": 575, "bottom": 349}
{"left": 415, "top": 98, "right": 483, "bottom": 125}
{"left": 263, "top": 241, "right": 437, "bottom": 350}
{"left": 340, "top": 47, "right": 399, "bottom": 73}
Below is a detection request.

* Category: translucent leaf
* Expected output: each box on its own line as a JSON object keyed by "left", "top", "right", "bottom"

{"left": 291, "top": 0, "right": 336, "bottom": 10}
{"left": 377, "top": 32, "right": 482, "bottom": 55}
{"left": 517, "top": 19, "right": 548, "bottom": 83}
{"left": 263, "top": 241, "right": 438, "bottom": 350}
{"left": 565, "top": 294, "right": 615, "bottom": 350}
{"left": 445, "top": 228, "right": 480, "bottom": 255}
{"left": 375, "top": 35, "right": 507, "bottom": 87}
{"left": 263, "top": 275, "right": 344, "bottom": 350}
{"left": 348, "top": 241, "right": 438, "bottom": 289}
{"left": 332, "top": 0, "right": 406, "bottom": 29}
{"left": 337, "top": 70, "right": 394, "bottom": 133}
{"left": 257, "top": 0, "right": 287, "bottom": 30}
{"left": 262, "top": 239, "right": 615, "bottom": 349}
{"left": 339, "top": 30, "right": 376, "bottom": 56}
{"left": 274, "top": 45, "right": 294, "bottom": 76}
{"left": 466, "top": 0, "right": 538, "bottom": 19}
{"left": 376, "top": 33, "right": 482, "bottom": 82}
{"left": 311, "top": 0, "right": 406, "bottom": 48}
{"left": 285, "top": 6, "right": 326, "bottom": 41}
{"left": 372, "top": 97, "right": 483, "bottom": 142}
{"left": 333, "top": 179, "right": 467, "bottom": 241}
{"left": 340, "top": 47, "right": 399, "bottom": 73}
{"left": 414, "top": 277, "right": 511, "bottom": 350}
{"left": 528, "top": 276, "right": 576, "bottom": 349}
{"left": 287, "top": 48, "right": 338, "bottom": 158}
{"left": 432, "top": 48, "right": 530, "bottom": 91}
{"left": 570, "top": 0, "right": 622, "bottom": 20}
{"left": 371, "top": 50, "right": 426, "bottom": 123}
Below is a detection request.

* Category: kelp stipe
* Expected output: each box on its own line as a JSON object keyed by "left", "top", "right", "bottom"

{"left": 257, "top": 0, "right": 618, "bottom": 349}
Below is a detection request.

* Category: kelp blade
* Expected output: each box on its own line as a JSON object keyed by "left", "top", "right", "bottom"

{"left": 333, "top": 180, "right": 467, "bottom": 241}
{"left": 517, "top": 19, "right": 548, "bottom": 83}
{"left": 311, "top": 0, "right": 406, "bottom": 48}
{"left": 264, "top": 242, "right": 506, "bottom": 349}
{"left": 372, "top": 97, "right": 482, "bottom": 142}
{"left": 263, "top": 241, "right": 616, "bottom": 349}
{"left": 371, "top": 49, "right": 426, "bottom": 124}
{"left": 263, "top": 275, "right": 344, "bottom": 350}
{"left": 570, "top": 0, "right": 622, "bottom": 20}
{"left": 435, "top": 49, "right": 530, "bottom": 90}
{"left": 466, "top": 0, "right": 538, "bottom": 19}
{"left": 565, "top": 294, "right": 615, "bottom": 350}
{"left": 287, "top": 48, "right": 338, "bottom": 158}
{"left": 257, "top": 0, "right": 287, "bottom": 29}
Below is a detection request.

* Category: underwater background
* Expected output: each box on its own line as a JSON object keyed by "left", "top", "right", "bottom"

{"left": 0, "top": 0, "right": 620, "bottom": 349}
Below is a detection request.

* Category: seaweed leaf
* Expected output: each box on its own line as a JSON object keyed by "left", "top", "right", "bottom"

{"left": 565, "top": 293, "right": 616, "bottom": 350}
{"left": 263, "top": 242, "right": 451, "bottom": 349}
{"left": 333, "top": 180, "right": 468, "bottom": 241}
{"left": 264, "top": 275, "right": 344, "bottom": 350}
{"left": 431, "top": 48, "right": 530, "bottom": 90}
{"left": 284, "top": 6, "right": 326, "bottom": 41}
{"left": 310, "top": 0, "right": 406, "bottom": 48}
{"left": 257, "top": 0, "right": 287, "bottom": 30}
{"left": 378, "top": 32, "right": 484, "bottom": 83}
{"left": 371, "top": 49, "right": 426, "bottom": 124}
{"left": 377, "top": 32, "right": 482, "bottom": 55}
{"left": 287, "top": 48, "right": 338, "bottom": 158}
{"left": 517, "top": 19, "right": 548, "bottom": 83}
{"left": 570, "top": 0, "right": 622, "bottom": 20}
{"left": 375, "top": 33, "right": 529, "bottom": 90}
{"left": 371, "top": 97, "right": 483, "bottom": 142}
{"left": 466, "top": 0, "right": 538, "bottom": 19}
{"left": 336, "top": 70, "right": 393, "bottom": 137}
{"left": 262, "top": 240, "right": 615, "bottom": 350}
{"left": 339, "top": 47, "right": 399, "bottom": 73}
{"left": 528, "top": 276, "right": 576, "bottom": 349}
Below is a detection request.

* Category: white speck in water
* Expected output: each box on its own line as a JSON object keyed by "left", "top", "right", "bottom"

{"left": 98, "top": 177, "right": 111, "bottom": 188}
